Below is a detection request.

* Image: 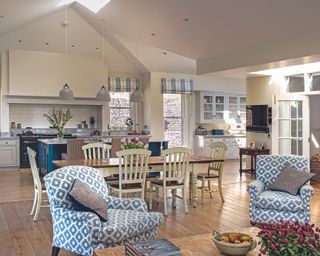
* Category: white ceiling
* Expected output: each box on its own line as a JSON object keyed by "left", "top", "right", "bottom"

{"left": 1, "top": 0, "right": 320, "bottom": 77}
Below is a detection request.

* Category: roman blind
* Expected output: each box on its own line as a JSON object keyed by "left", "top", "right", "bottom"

{"left": 108, "top": 77, "right": 140, "bottom": 92}
{"left": 161, "top": 78, "right": 194, "bottom": 94}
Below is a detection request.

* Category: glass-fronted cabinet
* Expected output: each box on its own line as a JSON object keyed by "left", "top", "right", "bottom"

{"left": 203, "top": 95, "right": 214, "bottom": 121}
{"left": 195, "top": 92, "right": 246, "bottom": 124}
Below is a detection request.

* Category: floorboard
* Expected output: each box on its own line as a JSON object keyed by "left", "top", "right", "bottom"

{"left": 0, "top": 160, "right": 318, "bottom": 256}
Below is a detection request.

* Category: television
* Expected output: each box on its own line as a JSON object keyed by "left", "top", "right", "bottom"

{"left": 246, "top": 105, "right": 270, "bottom": 133}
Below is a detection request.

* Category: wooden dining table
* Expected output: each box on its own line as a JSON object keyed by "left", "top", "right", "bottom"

{"left": 52, "top": 156, "right": 223, "bottom": 207}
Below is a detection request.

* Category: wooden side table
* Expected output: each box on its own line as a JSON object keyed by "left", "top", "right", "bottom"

{"left": 239, "top": 147, "right": 270, "bottom": 177}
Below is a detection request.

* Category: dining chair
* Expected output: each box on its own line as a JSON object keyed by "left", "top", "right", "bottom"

{"left": 82, "top": 142, "right": 111, "bottom": 159}
{"left": 149, "top": 147, "right": 191, "bottom": 216}
{"left": 109, "top": 149, "right": 151, "bottom": 200}
{"left": 27, "top": 147, "right": 49, "bottom": 221}
{"left": 197, "top": 142, "right": 227, "bottom": 204}
{"left": 82, "top": 142, "right": 117, "bottom": 185}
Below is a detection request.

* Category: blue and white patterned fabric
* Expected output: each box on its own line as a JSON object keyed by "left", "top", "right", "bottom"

{"left": 44, "top": 166, "right": 164, "bottom": 256}
{"left": 247, "top": 155, "right": 314, "bottom": 224}
{"left": 108, "top": 77, "right": 140, "bottom": 92}
{"left": 161, "top": 78, "right": 194, "bottom": 94}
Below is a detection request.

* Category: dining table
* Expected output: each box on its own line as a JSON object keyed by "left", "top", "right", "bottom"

{"left": 52, "top": 156, "right": 223, "bottom": 207}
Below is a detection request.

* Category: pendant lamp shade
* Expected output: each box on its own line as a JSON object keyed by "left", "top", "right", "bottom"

{"left": 59, "top": 83, "right": 74, "bottom": 100}
{"left": 96, "top": 85, "right": 110, "bottom": 101}
{"left": 130, "top": 89, "right": 144, "bottom": 102}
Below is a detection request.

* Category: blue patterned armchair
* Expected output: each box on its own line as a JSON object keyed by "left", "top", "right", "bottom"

{"left": 44, "top": 166, "right": 164, "bottom": 256}
{"left": 247, "top": 155, "right": 314, "bottom": 224}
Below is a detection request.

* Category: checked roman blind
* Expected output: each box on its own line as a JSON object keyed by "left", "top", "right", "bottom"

{"left": 161, "top": 78, "right": 194, "bottom": 94}
{"left": 108, "top": 77, "right": 140, "bottom": 92}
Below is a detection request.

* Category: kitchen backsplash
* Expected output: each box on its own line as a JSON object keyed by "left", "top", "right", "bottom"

{"left": 9, "top": 104, "right": 99, "bottom": 129}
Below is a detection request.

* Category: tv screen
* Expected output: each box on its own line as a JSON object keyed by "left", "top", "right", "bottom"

{"left": 246, "top": 105, "right": 269, "bottom": 132}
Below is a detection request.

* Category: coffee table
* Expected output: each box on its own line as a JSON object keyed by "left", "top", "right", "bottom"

{"left": 93, "top": 228, "right": 260, "bottom": 256}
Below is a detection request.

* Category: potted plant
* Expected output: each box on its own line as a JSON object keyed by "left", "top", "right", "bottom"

{"left": 255, "top": 221, "right": 320, "bottom": 256}
{"left": 43, "top": 108, "right": 73, "bottom": 139}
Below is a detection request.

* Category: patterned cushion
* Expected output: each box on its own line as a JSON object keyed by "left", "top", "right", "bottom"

{"left": 95, "top": 209, "right": 164, "bottom": 244}
{"left": 68, "top": 179, "right": 108, "bottom": 221}
{"left": 256, "top": 155, "right": 309, "bottom": 188}
{"left": 269, "top": 166, "right": 315, "bottom": 195}
{"left": 255, "top": 190, "right": 304, "bottom": 212}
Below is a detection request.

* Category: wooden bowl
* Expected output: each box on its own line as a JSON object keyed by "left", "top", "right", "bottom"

{"left": 212, "top": 231, "right": 257, "bottom": 256}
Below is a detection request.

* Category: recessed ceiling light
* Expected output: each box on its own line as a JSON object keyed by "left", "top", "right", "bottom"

{"left": 184, "top": 18, "right": 189, "bottom": 22}
{"left": 45, "top": 42, "right": 49, "bottom": 46}
{"left": 18, "top": 40, "right": 22, "bottom": 43}
{"left": 162, "top": 51, "right": 167, "bottom": 55}
{"left": 71, "top": 44, "right": 75, "bottom": 47}
{"left": 151, "top": 33, "right": 156, "bottom": 37}
{"left": 95, "top": 47, "right": 99, "bottom": 50}
{"left": 0, "top": 15, "right": 5, "bottom": 19}
{"left": 58, "top": 0, "right": 111, "bottom": 13}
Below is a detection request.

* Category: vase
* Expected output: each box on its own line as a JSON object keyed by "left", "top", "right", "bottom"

{"left": 56, "top": 128, "right": 64, "bottom": 140}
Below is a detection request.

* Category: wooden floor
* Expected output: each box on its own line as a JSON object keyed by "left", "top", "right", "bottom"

{"left": 0, "top": 161, "right": 319, "bottom": 256}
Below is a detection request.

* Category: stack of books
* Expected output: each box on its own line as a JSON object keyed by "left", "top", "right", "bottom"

{"left": 125, "top": 239, "right": 181, "bottom": 256}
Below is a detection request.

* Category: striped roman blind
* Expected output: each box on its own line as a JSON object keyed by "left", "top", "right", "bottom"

{"left": 161, "top": 78, "right": 194, "bottom": 94}
{"left": 108, "top": 77, "right": 140, "bottom": 92}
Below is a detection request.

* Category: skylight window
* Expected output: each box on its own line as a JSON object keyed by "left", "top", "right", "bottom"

{"left": 58, "top": 0, "right": 111, "bottom": 13}
{"left": 250, "top": 62, "right": 320, "bottom": 76}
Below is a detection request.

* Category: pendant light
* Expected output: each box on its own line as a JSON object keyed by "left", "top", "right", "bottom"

{"left": 130, "top": 41, "right": 144, "bottom": 102}
{"left": 96, "top": 20, "right": 111, "bottom": 102}
{"left": 59, "top": 7, "right": 74, "bottom": 100}
{"left": 130, "top": 87, "right": 144, "bottom": 102}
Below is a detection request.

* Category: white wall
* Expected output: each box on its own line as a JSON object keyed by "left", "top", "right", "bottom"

{"left": 8, "top": 49, "right": 105, "bottom": 97}
{"left": 9, "top": 104, "right": 99, "bottom": 129}
{"left": 246, "top": 76, "right": 284, "bottom": 150}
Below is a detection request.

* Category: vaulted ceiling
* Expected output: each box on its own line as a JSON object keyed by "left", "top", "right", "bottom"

{"left": 1, "top": 0, "right": 320, "bottom": 77}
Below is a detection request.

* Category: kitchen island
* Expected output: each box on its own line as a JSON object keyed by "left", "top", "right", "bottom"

{"left": 38, "top": 135, "right": 152, "bottom": 174}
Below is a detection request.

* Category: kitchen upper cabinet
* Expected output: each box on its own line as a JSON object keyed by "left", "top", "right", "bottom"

{"left": 195, "top": 91, "right": 246, "bottom": 124}
{"left": 227, "top": 95, "right": 246, "bottom": 124}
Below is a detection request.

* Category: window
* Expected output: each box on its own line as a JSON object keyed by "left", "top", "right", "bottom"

{"left": 109, "top": 92, "right": 131, "bottom": 128}
{"left": 163, "top": 94, "right": 183, "bottom": 147}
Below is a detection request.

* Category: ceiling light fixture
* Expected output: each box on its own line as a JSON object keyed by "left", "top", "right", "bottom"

{"left": 130, "top": 41, "right": 144, "bottom": 103}
{"left": 96, "top": 20, "right": 110, "bottom": 102}
{"left": 151, "top": 33, "right": 156, "bottom": 36}
{"left": 59, "top": 7, "right": 74, "bottom": 100}
{"left": 58, "top": 0, "right": 111, "bottom": 13}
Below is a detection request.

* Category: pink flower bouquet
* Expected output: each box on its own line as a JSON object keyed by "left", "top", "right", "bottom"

{"left": 255, "top": 221, "right": 320, "bottom": 256}
{"left": 120, "top": 137, "right": 146, "bottom": 150}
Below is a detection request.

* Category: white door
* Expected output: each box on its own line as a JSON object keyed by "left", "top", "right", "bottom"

{"left": 272, "top": 95, "right": 310, "bottom": 157}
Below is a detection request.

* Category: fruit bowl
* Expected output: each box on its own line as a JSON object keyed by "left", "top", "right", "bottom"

{"left": 212, "top": 230, "right": 257, "bottom": 256}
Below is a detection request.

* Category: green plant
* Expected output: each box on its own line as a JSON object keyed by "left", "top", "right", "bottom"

{"left": 43, "top": 108, "right": 73, "bottom": 138}
{"left": 121, "top": 137, "right": 146, "bottom": 150}
{"left": 255, "top": 221, "right": 320, "bottom": 256}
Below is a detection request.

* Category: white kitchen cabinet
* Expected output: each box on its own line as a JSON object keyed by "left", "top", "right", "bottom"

{"left": 197, "top": 136, "right": 246, "bottom": 159}
{"left": 227, "top": 95, "right": 246, "bottom": 124}
{"left": 0, "top": 138, "right": 19, "bottom": 167}
{"left": 195, "top": 91, "right": 246, "bottom": 124}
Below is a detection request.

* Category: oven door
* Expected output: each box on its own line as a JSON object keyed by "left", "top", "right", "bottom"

{"left": 20, "top": 139, "right": 38, "bottom": 168}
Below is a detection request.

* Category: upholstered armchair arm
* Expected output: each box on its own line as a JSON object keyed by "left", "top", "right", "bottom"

{"left": 247, "top": 180, "right": 265, "bottom": 199}
{"left": 53, "top": 207, "right": 101, "bottom": 240}
{"left": 106, "top": 196, "right": 148, "bottom": 212}
{"left": 300, "top": 184, "right": 314, "bottom": 203}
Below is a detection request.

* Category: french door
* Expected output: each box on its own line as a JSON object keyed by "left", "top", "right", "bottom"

{"left": 272, "top": 95, "right": 310, "bottom": 157}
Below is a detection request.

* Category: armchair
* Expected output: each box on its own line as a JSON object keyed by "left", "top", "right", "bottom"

{"left": 247, "top": 155, "right": 314, "bottom": 224}
{"left": 44, "top": 166, "right": 164, "bottom": 256}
